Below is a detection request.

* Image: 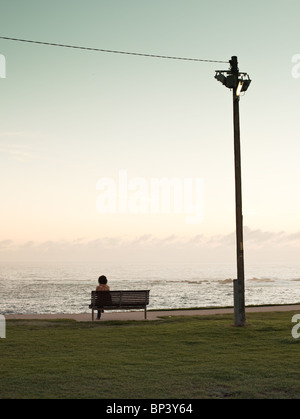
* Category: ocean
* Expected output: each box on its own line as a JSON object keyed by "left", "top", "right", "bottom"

{"left": 1, "top": 261, "right": 299, "bottom": 315}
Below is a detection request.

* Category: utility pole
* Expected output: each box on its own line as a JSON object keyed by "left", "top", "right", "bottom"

{"left": 231, "top": 56, "right": 246, "bottom": 327}
{"left": 215, "top": 56, "right": 251, "bottom": 327}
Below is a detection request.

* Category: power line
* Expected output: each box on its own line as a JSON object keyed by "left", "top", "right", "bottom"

{"left": 0, "top": 36, "right": 229, "bottom": 64}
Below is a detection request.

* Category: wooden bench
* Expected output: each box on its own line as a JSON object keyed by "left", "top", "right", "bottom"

{"left": 89, "top": 290, "right": 150, "bottom": 321}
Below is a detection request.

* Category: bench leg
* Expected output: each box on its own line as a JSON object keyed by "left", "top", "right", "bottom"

{"left": 144, "top": 307, "right": 147, "bottom": 320}
{"left": 92, "top": 309, "right": 94, "bottom": 321}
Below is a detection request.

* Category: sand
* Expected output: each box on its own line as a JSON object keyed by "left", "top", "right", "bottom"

{"left": 5, "top": 304, "right": 300, "bottom": 322}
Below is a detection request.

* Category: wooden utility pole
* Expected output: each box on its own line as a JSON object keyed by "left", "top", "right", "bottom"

{"left": 230, "top": 56, "right": 246, "bottom": 326}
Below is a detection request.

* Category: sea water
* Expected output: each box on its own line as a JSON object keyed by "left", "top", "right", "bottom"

{"left": 0, "top": 261, "right": 299, "bottom": 314}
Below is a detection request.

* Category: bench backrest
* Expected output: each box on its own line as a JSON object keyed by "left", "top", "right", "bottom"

{"left": 90, "top": 290, "right": 150, "bottom": 308}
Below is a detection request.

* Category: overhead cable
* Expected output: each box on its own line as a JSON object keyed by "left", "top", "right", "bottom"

{"left": 0, "top": 36, "right": 229, "bottom": 64}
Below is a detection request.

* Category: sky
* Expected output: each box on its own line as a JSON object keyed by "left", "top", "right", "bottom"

{"left": 0, "top": 0, "right": 299, "bottom": 264}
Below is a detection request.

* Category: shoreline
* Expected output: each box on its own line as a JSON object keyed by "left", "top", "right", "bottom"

{"left": 5, "top": 304, "right": 300, "bottom": 322}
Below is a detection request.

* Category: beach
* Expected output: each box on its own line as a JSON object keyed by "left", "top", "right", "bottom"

{"left": 5, "top": 304, "right": 300, "bottom": 322}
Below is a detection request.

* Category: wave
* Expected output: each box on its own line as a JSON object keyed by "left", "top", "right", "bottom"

{"left": 248, "top": 277, "right": 275, "bottom": 283}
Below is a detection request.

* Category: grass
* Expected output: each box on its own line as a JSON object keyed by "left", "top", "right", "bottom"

{"left": 1, "top": 311, "right": 300, "bottom": 399}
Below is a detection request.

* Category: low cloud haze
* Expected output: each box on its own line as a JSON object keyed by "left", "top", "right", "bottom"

{"left": 1, "top": 227, "right": 299, "bottom": 265}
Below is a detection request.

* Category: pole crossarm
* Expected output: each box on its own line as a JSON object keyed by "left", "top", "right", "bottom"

{"left": 215, "top": 67, "right": 251, "bottom": 93}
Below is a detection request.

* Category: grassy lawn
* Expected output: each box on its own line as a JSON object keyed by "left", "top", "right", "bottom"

{"left": 1, "top": 311, "right": 300, "bottom": 399}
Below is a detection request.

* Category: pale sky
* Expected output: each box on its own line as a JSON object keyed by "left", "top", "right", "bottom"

{"left": 0, "top": 0, "right": 299, "bottom": 264}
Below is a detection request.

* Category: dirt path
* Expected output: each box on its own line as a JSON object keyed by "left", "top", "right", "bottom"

{"left": 6, "top": 304, "right": 300, "bottom": 322}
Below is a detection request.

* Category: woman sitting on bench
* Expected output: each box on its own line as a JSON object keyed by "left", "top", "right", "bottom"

{"left": 96, "top": 275, "right": 110, "bottom": 320}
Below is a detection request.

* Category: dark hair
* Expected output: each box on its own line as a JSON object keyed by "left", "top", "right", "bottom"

{"left": 98, "top": 275, "right": 107, "bottom": 285}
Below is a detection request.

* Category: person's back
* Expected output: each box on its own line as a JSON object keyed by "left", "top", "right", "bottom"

{"left": 96, "top": 283, "right": 110, "bottom": 291}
